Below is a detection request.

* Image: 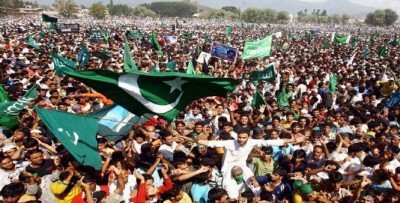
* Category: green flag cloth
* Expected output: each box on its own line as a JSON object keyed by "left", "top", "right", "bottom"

{"left": 205, "top": 36, "right": 212, "bottom": 43}
{"left": 61, "top": 69, "right": 238, "bottom": 121}
{"left": 252, "top": 90, "right": 266, "bottom": 109}
{"left": 183, "top": 33, "right": 190, "bottom": 40}
{"left": 77, "top": 45, "right": 90, "bottom": 68}
{"left": 333, "top": 34, "right": 351, "bottom": 44}
{"left": 89, "top": 30, "right": 110, "bottom": 42}
{"left": 186, "top": 60, "right": 195, "bottom": 74}
{"left": 242, "top": 35, "right": 273, "bottom": 60}
{"left": 0, "top": 85, "right": 10, "bottom": 102}
{"left": 123, "top": 36, "right": 138, "bottom": 72}
{"left": 226, "top": 26, "right": 233, "bottom": 36}
{"left": 39, "top": 31, "right": 46, "bottom": 39}
{"left": 305, "top": 31, "right": 311, "bottom": 44}
{"left": 350, "top": 36, "right": 358, "bottom": 47}
{"left": 0, "top": 86, "right": 37, "bottom": 117}
{"left": 249, "top": 64, "right": 275, "bottom": 82}
{"left": 35, "top": 107, "right": 101, "bottom": 170}
{"left": 27, "top": 35, "right": 40, "bottom": 50}
{"left": 390, "top": 34, "right": 399, "bottom": 47}
{"left": 49, "top": 22, "right": 57, "bottom": 31}
{"left": 370, "top": 34, "right": 375, "bottom": 44}
{"left": 51, "top": 52, "right": 77, "bottom": 75}
{"left": 42, "top": 13, "right": 58, "bottom": 23}
{"left": 377, "top": 45, "right": 388, "bottom": 57}
{"left": 93, "top": 50, "right": 111, "bottom": 61}
{"left": 277, "top": 86, "right": 293, "bottom": 107}
{"left": 362, "top": 48, "right": 370, "bottom": 59}
{"left": 388, "top": 68, "right": 399, "bottom": 83}
{"left": 323, "top": 41, "right": 330, "bottom": 49}
{"left": 0, "top": 116, "right": 19, "bottom": 129}
{"left": 328, "top": 74, "right": 338, "bottom": 94}
{"left": 150, "top": 31, "right": 163, "bottom": 57}
{"left": 126, "top": 30, "right": 141, "bottom": 40}
{"left": 166, "top": 61, "right": 177, "bottom": 72}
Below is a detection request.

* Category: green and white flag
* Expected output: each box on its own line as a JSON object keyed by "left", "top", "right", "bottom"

{"left": 242, "top": 35, "right": 273, "bottom": 60}
{"left": 346, "top": 52, "right": 357, "bottom": 67}
{"left": 51, "top": 52, "right": 77, "bottom": 75}
{"left": 77, "top": 45, "right": 90, "bottom": 67}
{"left": 331, "top": 33, "right": 351, "bottom": 44}
{"left": 150, "top": 31, "right": 163, "bottom": 57}
{"left": 327, "top": 74, "right": 338, "bottom": 94}
{"left": 0, "top": 85, "right": 10, "bottom": 102}
{"left": 249, "top": 64, "right": 275, "bottom": 82}
{"left": 42, "top": 13, "right": 58, "bottom": 23}
{"left": 27, "top": 35, "right": 40, "bottom": 50}
{"left": 377, "top": 45, "right": 388, "bottom": 57}
{"left": 226, "top": 26, "right": 233, "bottom": 36}
{"left": 62, "top": 70, "right": 238, "bottom": 121}
{"left": 0, "top": 86, "right": 37, "bottom": 117}
{"left": 124, "top": 36, "right": 138, "bottom": 72}
{"left": 186, "top": 60, "right": 196, "bottom": 74}
{"left": 126, "top": 30, "right": 142, "bottom": 40}
{"left": 252, "top": 90, "right": 266, "bottom": 109}
{"left": 89, "top": 30, "right": 110, "bottom": 42}
{"left": 362, "top": 48, "right": 370, "bottom": 59}
{"left": 35, "top": 107, "right": 102, "bottom": 170}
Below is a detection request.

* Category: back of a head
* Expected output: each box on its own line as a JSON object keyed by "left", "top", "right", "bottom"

{"left": 1, "top": 182, "right": 25, "bottom": 200}
{"left": 208, "top": 188, "right": 227, "bottom": 203}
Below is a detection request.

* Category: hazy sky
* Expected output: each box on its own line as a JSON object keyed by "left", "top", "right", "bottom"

{"left": 301, "top": 0, "right": 400, "bottom": 10}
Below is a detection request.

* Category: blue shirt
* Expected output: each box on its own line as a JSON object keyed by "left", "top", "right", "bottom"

{"left": 190, "top": 183, "right": 210, "bottom": 203}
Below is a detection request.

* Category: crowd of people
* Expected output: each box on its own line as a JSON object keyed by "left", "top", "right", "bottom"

{"left": 0, "top": 14, "right": 400, "bottom": 203}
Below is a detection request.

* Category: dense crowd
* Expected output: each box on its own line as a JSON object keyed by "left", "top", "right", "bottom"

{"left": 0, "top": 15, "right": 400, "bottom": 203}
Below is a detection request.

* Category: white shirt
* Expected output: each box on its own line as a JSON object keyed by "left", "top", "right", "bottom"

{"left": 109, "top": 174, "right": 137, "bottom": 203}
{"left": 159, "top": 142, "right": 178, "bottom": 162}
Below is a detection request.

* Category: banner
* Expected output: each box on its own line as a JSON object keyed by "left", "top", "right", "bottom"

{"left": 163, "top": 36, "right": 178, "bottom": 45}
{"left": 210, "top": 42, "right": 238, "bottom": 62}
{"left": 196, "top": 52, "right": 211, "bottom": 64}
{"left": 242, "top": 35, "right": 273, "bottom": 60}
{"left": 89, "top": 30, "right": 110, "bottom": 42}
{"left": 56, "top": 23, "right": 80, "bottom": 33}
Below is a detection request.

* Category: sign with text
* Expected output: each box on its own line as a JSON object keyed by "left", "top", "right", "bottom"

{"left": 56, "top": 23, "right": 80, "bottom": 33}
{"left": 210, "top": 42, "right": 237, "bottom": 62}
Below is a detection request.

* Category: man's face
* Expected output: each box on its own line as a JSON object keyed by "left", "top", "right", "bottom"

{"left": 237, "top": 133, "right": 250, "bottom": 146}
{"left": 0, "top": 158, "right": 15, "bottom": 170}
{"left": 163, "top": 135, "right": 174, "bottom": 146}
{"left": 195, "top": 125, "right": 203, "bottom": 133}
{"left": 29, "top": 152, "right": 44, "bottom": 165}
{"left": 313, "top": 148, "right": 323, "bottom": 159}
{"left": 240, "top": 116, "right": 249, "bottom": 125}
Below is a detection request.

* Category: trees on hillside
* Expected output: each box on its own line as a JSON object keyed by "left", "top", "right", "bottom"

{"left": 142, "top": 2, "right": 197, "bottom": 17}
{"left": 241, "top": 8, "right": 289, "bottom": 23}
{"left": 58, "top": 0, "right": 78, "bottom": 18}
{"left": 365, "top": 9, "right": 398, "bottom": 27}
{"left": 132, "top": 6, "right": 157, "bottom": 18}
{"left": 89, "top": 2, "right": 107, "bottom": 19}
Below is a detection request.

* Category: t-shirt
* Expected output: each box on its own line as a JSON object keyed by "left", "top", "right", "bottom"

{"left": 25, "top": 159, "right": 56, "bottom": 177}
{"left": 190, "top": 183, "right": 210, "bottom": 203}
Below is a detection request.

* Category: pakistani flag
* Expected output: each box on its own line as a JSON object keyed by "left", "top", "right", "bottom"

{"left": 362, "top": 48, "right": 370, "bottom": 59}
{"left": 226, "top": 26, "right": 233, "bottom": 36}
{"left": 126, "top": 30, "right": 141, "bottom": 40}
{"left": 332, "top": 33, "right": 351, "bottom": 44}
{"left": 27, "top": 35, "right": 40, "bottom": 50}
{"left": 42, "top": 13, "right": 58, "bottom": 23}
{"left": 124, "top": 36, "right": 138, "bottom": 72}
{"left": 242, "top": 35, "right": 273, "bottom": 60}
{"left": 62, "top": 70, "right": 238, "bottom": 121}
{"left": 150, "top": 31, "right": 163, "bottom": 57}
{"left": 35, "top": 107, "right": 102, "bottom": 170}
{"left": 89, "top": 104, "right": 149, "bottom": 141}
{"left": 186, "top": 60, "right": 196, "bottom": 74}
{"left": 0, "top": 86, "right": 37, "bottom": 117}
{"left": 249, "top": 64, "right": 275, "bottom": 82}
{"left": 252, "top": 90, "right": 266, "bottom": 109}
{"left": 77, "top": 45, "right": 90, "bottom": 67}
{"left": 377, "top": 45, "right": 388, "bottom": 57}
{"left": 51, "top": 52, "right": 77, "bottom": 75}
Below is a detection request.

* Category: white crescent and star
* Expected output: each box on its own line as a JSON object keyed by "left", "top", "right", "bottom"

{"left": 118, "top": 74, "right": 187, "bottom": 114}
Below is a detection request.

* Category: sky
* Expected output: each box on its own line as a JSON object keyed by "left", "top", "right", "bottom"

{"left": 301, "top": 0, "right": 400, "bottom": 10}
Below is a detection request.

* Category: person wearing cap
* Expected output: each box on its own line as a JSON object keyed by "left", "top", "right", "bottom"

{"left": 292, "top": 181, "right": 319, "bottom": 203}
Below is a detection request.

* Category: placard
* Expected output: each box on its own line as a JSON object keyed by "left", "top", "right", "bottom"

{"left": 210, "top": 42, "right": 237, "bottom": 62}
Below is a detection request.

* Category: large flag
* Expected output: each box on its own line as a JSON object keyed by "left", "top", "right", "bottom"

{"left": 226, "top": 26, "right": 233, "bottom": 36}
{"left": 77, "top": 45, "right": 90, "bottom": 67}
{"left": 0, "top": 86, "right": 37, "bottom": 117}
{"left": 35, "top": 107, "right": 102, "bottom": 170}
{"left": 123, "top": 36, "right": 138, "bottom": 72}
{"left": 332, "top": 33, "right": 351, "bottom": 44}
{"left": 51, "top": 52, "right": 77, "bottom": 75}
{"left": 249, "top": 64, "right": 275, "bottom": 82}
{"left": 89, "top": 104, "right": 149, "bottom": 141}
{"left": 62, "top": 70, "right": 238, "bottom": 120}
{"left": 42, "top": 13, "right": 58, "bottom": 23}
{"left": 93, "top": 51, "right": 110, "bottom": 61}
{"left": 186, "top": 60, "right": 196, "bottom": 74}
{"left": 150, "top": 31, "right": 163, "bottom": 57}
{"left": 252, "top": 90, "right": 266, "bottom": 109}
{"left": 27, "top": 35, "right": 40, "bottom": 50}
{"left": 126, "top": 30, "right": 141, "bottom": 40}
{"left": 0, "top": 85, "right": 10, "bottom": 102}
{"left": 242, "top": 35, "right": 273, "bottom": 60}
{"left": 377, "top": 45, "right": 388, "bottom": 57}
{"left": 0, "top": 116, "right": 19, "bottom": 129}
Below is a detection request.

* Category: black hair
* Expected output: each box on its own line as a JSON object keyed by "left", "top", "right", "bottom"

{"left": 25, "top": 149, "right": 43, "bottom": 160}
{"left": 293, "top": 149, "right": 306, "bottom": 159}
{"left": 329, "top": 172, "right": 343, "bottom": 183}
{"left": 136, "top": 174, "right": 154, "bottom": 185}
{"left": 1, "top": 182, "right": 25, "bottom": 198}
{"left": 22, "top": 138, "right": 39, "bottom": 149}
{"left": 208, "top": 188, "right": 228, "bottom": 203}
{"left": 363, "top": 155, "right": 382, "bottom": 167}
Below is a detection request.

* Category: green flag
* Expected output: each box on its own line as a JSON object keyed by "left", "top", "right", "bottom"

{"left": 61, "top": 69, "right": 238, "bottom": 121}
{"left": 388, "top": 68, "right": 398, "bottom": 83}
{"left": 93, "top": 50, "right": 111, "bottom": 61}
{"left": 35, "top": 107, "right": 101, "bottom": 170}
{"left": 150, "top": 31, "right": 163, "bottom": 57}
{"left": 0, "top": 85, "right": 10, "bottom": 102}
{"left": 350, "top": 36, "right": 358, "bottom": 47}
{"left": 205, "top": 36, "right": 212, "bottom": 43}
{"left": 332, "top": 34, "right": 351, "bottom": 44}
{"left": 323, "top": 41, "right": 330, "bottom": 49}
{"left": 126, "top": 30, "right": 142, "bottom": 40}
{"left": 377, "top": 45, "right": 388, "bottom": 57}
{"left": 39, "top": 31, "right": 46, "bottom": 39}
{"left": 42, "top": 13, "right": 58, "bottom": 23}
{"left": 370, "top": 34, "right": 375, "bottom": 44}
{"left": 328, "top": 74, "right": 338, "bottom": 94}
{"left": 49, "top": 22, "right": 57, "bottom": 31}
{"left": 166, "top": 61, "right": 177, "bottom": 72}
{"left": 195, "top": 44, "right": 201, "bottom": 56}
{"left": 51, "top": 52, "right": 77, "bottom": 75}
{"left": 249, "top": 64, "right": 275, "bottom": 82}
{"left": 305, "top": 31, "right": 311, "bottom": 44}
{"left": 226, "top": 26, "right": 233, "bottom": 36}
{"left": 186, "top": 60, "right": 195, "bottom": 74}
{"left": 123, "top": 36, "right": 138, "bottom": 72}
{"left": 77, "top": 45, "right": 90, "bottom": 68}
{"left": 390, "top": 34, "right": 399, "bottom": 47}
{"left": 252, "top": 90, "right": 266, "bottom": 109}
{"left": 27, "top": 35, "right": 40, "bottom": 50}
{"left": 312, "top": 45, "right": 319, "bottom": 54}
{"left": 0, "top": 116, "right": 19, "bottom": 129}
{"left": 89, "top": 30, "right": 109, "bottom": 42}
{"left": 242, "top": 35, "right": 273, "bottom": 60}
{"left": 0, "top": 86, "right": 37, "bottom": 117}
{"left": 362, "top": 48, "right": 370, "bottom": 59}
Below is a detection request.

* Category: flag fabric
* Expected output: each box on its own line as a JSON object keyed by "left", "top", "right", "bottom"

{"left": 346, "top": 52, "right": 356, "bottom": 67}
{"left": 93, "top": 50, "right": 111, "bottom": 61}
{"left": 362, "top": 48, "right": 370, "bottom": 59}
{"left": 27, "top": 35, "right": 40, "bottom": 50}
{"left": 51, "top": 52, "right": 77, "bottom": 75}
{"left": 42, "top": 14, "right": 58, "bottom": 23}
{"left": 350, "top": 36, "right": 358, "bottom": 47}
{"left": 370, "top": 34, "right": 375, "bottom": 44}
{"left": 126, "top": 30, "right": 141, "bottom": 40}
{"left": 332, "top": 34, "right": 351, "bottom": 44}
{"left": 305, "top": 31, "right": 311, "bottom": 44}
{"left": 205, "top": 36, "right": 212, "bottom": 43}
{"left": 323, "top": 41, "right": 330, "bottom": 49}
{"left": 49, "top": 22, "right": 57, "bottom": 31}
{"left": 377, "top": 45, "right": 388, "bottom": 57}
{"left": 0, "top": 85, "right": 10, "bottom": 102}
{"left": 61, "top": 69, "right": 238, "bottom": 121}
{"left": 252, "top": 90, "right": 266, "bottom": 109}
{"left": 166, "top": 61, "right": 177, "bottom": 72}
{"left": 89, "top": 104, "right": 149, "bottom": 141}
{"left": 242, "top": 35, "right": 273, "bottom": 60}
{"left": 77, "top": 45, "right": 90, "bottom": 67}
{"left": 150, "top": 31, "right": 163, "bottom": 57}
{"left": 327, "top": 74, "right": 338, "bottom": 94}
{"left": 226, "top": 26, "right": 233, "bottom": 36}
{"left": 249, "top": 64, "right": 275, "bottom": 82}
{"left": 312, "top": 45, "right": 319, "bottom": 54}
{"left": 0, "top": 116, "right": 19, "bottom": 129}
{"left": 0, "top": 86, "right": 37, "bottom": 117}
{"left": 35, "top": 107, "right": 102, "bottom": 170}
{"left": 186, "top": 60, "right": 196, "bottom": 74}
{"left": 388, "top": 68, "right": 399, "bottom": 83}
{"left": 39, "top": 31, "right": 46, "bottom": 39}
{"left": 390, "top": 34, "right": 399, "bottom": 47}
{"left": 89, "top": 30, "right": 109, "bottom": 42}
{"left": 123, "top": 36, "right": 138, "bottom": 72}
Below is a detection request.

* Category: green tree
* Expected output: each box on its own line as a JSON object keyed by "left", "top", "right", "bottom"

{"left": 199, "top": 9, "right": 238, "bottom": 20}
{"left": 107, "top": 4, "right": 132, "bottom": 16}
{"left": 277, "top": 11, "right": 290, "bottom": 22}
{"left": 365, "top": 9, "right": 398, "bottom": 26}
{"left": 242, "top": 8, "right": 263, "bottom": 23}
{"left": 89, "top": 2, "right": 108, "bottom": 19}
{"left": 341, "top": 14, "right": 350, "bottom": 24}
{"left": 131, "top": 5, "right": 157, "bottom": 18}
{"left": 221, "top": 6, "right": 240, "bottom": 15}
{"left": 59, "top": 0, "right": 78, "bottom": 18}
{"left": 142, "top": 2, "right": 196, "bottom": 17}
{"left": 321, "top": 10, "right": 327, "bottom": 16}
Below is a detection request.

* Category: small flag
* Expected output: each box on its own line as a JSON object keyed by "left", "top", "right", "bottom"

{"left": 327, "top": 74, "right": 338, "bottom": 94}
{"left": 361, "top": 48, "right": 370, "bottom": 59}
{"left": 77, "top": 45, "right": 90, "bottom": 67}
{"left": 249, "top": 64, "right": 275, "bottom": 82}
{"left": 123, "top": 36, "right": 138, "bottom": 72}
{"left": 150, "top": 30, "right": 163, "bottom": 57}
{"left": 0, "top": 85, "right": 10, "bottom": 102}
{"left": 242, "top": 35, "right": 273, "bottom": 60}
{"left": 93, "top": 50, "right": 111, "bottom": 61}
{"left": 346, "top": 52, "right": 356, "bottom": 67}
{"left": 42, "top": 13, "right": 58, "bottom": 23}
{"left": 377, "top": 45, "right": 388, "bottom": 57}
{"left": 27, "top": 35, "right": 40, "bottom": 50}
{"left": 226, "top": 26, "right": 233, "bottom": 36}
{"left": 332, "top": 34, "right": 351, "bottom": 44}
{"left": 51, "top": 52, "right": 77, "bottom": 75}
{"left": 186, "top": 60, "right": 196, "bottom": 74}
{"left": 252, "top": 90, "right": 266, "bottom": 109}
